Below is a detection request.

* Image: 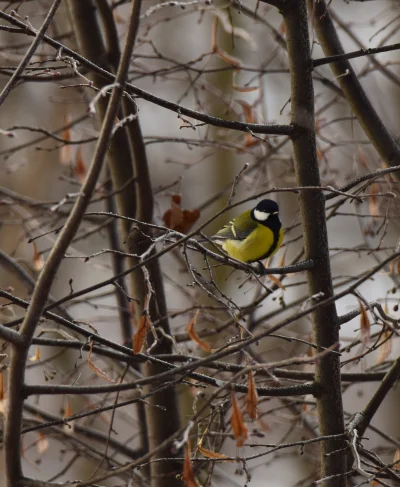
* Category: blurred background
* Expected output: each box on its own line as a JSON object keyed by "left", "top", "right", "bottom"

{"left": 1, "top": 0, "right": 400, "bottom": 485}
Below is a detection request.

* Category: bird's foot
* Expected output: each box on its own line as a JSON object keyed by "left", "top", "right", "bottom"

{"left": 255, "top": 261, "right": 267, "bottom": 276}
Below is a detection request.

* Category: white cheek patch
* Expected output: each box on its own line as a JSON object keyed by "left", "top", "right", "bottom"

{"left": 253, "top": 210, "right": 269, "bottom": 221}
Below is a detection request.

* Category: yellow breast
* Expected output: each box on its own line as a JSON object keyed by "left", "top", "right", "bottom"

{"left": 222, "top": 226, "right": 283, "bottom": 263}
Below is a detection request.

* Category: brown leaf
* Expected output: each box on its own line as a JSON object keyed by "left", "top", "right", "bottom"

{"left": 369, "top": 183, "right": 380, "bottom": 217}
{"left": 242, "top": 134, "right": 261, "bottom": 149}
{"left": 37, "top": 431, "right": 49, "bottom": 454}
{"left": 74, "top": 147, "right": 87, "bottom": 183}
{"left": 359, "top": 301, "right": 370, "bottom": 346}
{"left": 237, "top": 100, "right": 256, "bottom": 124}
{"left": 129, "top": 301, "right": 137, "bottom": 330}
{"left": 215, "top": 47, "right": 242, "bottom": 68}
{"left": 376, "top": 330, "right": 392, "bottom": 365}
{"left": 64, "top": 397, "right": 73, "bottom": 418}
{"left": 211, "top": 16, "right": 218, "bottom": 52}
{"left": 233, "top": 83, "right": 259, "bottom": 93}
{"left": 33, "top": 242, "right": 44, "bottom": 271}
{"left": 267, "top": 273, "right": 286, "bottom": 290}
{"left": 88, "top": 340, "right": 115, "bottom": 382}
{"left": 198, "top": 446, "right": 233, "bottom": 462}
{"left": 246, "top": 370, "right": 258, "bottom": 420}
{"left": 278, "top": 249, "right": 287, "bottom": 268}
{"left": 187, "top": 310, "right": 211, "bottom": 352}
{"left": 316, "top": 147, "right": 324, "bottom": 161}
{"left": 162, "top": 195, "right": 200, "bottom": 234}
{"left": 29, "top": 346, "right": 41, "bottom": 362}
{"left": 183, "top": 443, "right": 199, "bottom": 487}
{"left": 315, "top": 118, "right": 322, "bottom": 135}
{"left": 63, "top": 398, "right": 76, "bottom": 434}
{"left": 393, "top": 448, "right": 400, "bottom": 469}
{"left": 231, "top": 392, "right": 248, "bottom": 447}
{"left": 133, "top": 314, "right": 150, "bottom": 355}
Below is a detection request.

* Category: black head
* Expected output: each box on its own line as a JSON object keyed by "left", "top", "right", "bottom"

{"left": 251, "top": 199, "right": 280, "bottom": 223}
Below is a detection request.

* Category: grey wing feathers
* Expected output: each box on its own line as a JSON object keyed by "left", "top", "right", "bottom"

{"left": 212, "top": 221, "right": 250, "bottom": 241}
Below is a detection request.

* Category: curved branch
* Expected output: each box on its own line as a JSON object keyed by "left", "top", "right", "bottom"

{"left": 3, "top": 2, "right": 141, "bottom": 484}
{"left": 308, "top": 0, "right": 400, "bottom": 168}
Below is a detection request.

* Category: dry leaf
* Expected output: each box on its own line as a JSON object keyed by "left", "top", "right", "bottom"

{"left": 211, "top": 16, "right": 218, "bottom": 52}
{"left": 162, "top": 195, "right": 200, "bottom": 234}
{"left": 63, "top": 397, "right": 75, "bottom": 434}
{"left": 242, "top": 135, "right": 261, "bottom": 149}
{"left": 359, "top": 301, "right": 370, "bottom": 346}
{"left": 37, "top": 431, "right": 49, "bottom": 454}
{"left": 267, "top": 273, "right": 286, "bottom": 290}
{"left": 33, "top": 242, "right": 44, "bottom": 271}
{"left": 29, "top": 346, "right": 41, "bottom": 362}
{"left": 278, "top": 249, "right": 287, "bottom": 268}
{"left": 369, "top": 183, "right": 380, "bottom": 217}
{"left": 133, "top": 314, "right": 150, "bottom": 355}
{"left": 187, "top": 310, "right": 211, "bottom": 352}
{"left": 215, "top": 47, "right": 242, "bottom": 68}
{"left": 393, "top": 448, "right": 400, "bottom": 469}
{"left": 376, "top": 330, "right": 392, "bottom": 365}
{"left": 74, "top": 147, "right": 87, "bottom": 183}
{"left": 246, "top": 370, "right": 258, "bottom": 420}
{"left": 88, "top": 340, "right": 115, "bottom": 382}
{"left": 237, "top": 100, "right": 256, "bottom": 124}
{"left": 233, "top": 82, "right": 259, "bottom": 93}
{"left": 198, "top": 446, "right": 233, "bottom": 462}
{"left": 235, "top": 101, "right": 262, "bottom": 150}
{"left": 231, "top": 391, "right": 248, "bottom": 447}
{"left": 64, "top": 398, "right": 73, "bottom": 418}
{"left": 183, "top": 443, "right": 199, "bottom": 487}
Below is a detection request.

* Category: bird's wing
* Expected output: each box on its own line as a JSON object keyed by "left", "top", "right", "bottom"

{"left": 212, "top": 210, "right": 257, "bottom": 241}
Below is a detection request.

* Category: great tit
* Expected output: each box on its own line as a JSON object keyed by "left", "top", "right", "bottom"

{"left": 211, "top": 199, "right": 283, "bottom": 265}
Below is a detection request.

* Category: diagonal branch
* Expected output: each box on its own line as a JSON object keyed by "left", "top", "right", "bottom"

{"left": 3, "top": 1, "right": 142, "bottom": 484}
{"left": 308, "top": 0, "right": 400, "bottom": 168}
{"left": 0, "top": 0, "right": 62, "bottom": 106}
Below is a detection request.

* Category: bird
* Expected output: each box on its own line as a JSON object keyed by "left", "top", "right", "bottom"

{"left": 210, "top": 199, "right": 284, "bottom": 267}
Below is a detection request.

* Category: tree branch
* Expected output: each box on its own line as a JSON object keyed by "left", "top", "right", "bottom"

{"left": 3, "top": 0, "right": 140, "bottom": 483}
{"left": 270, "top": 0, "right": 348, "bottom": 484}
{"left": 0, "top": 9, "right": 295, "bottom": 137}
{"left": 0, "top": 0, "right": 62, "bottom": 106}
{"left": 308, "top": 0, "right": 400, "bottom": 168}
